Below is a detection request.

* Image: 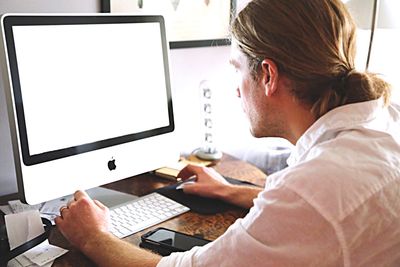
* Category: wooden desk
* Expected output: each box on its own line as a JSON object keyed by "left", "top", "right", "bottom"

{"left": 50, "top": 154, "right": 267, "bottom": 266}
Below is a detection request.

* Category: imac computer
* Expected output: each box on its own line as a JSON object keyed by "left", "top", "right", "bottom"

{"left": 0, "top": 14, "right": 179, "bottom": 205}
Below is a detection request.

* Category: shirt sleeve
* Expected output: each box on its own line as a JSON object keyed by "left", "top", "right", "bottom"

{"left": 158, "top": 185, "right": 343, "bottom": 267}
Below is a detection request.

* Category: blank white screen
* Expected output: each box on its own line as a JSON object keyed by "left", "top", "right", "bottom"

{"left": 12, "top": 22, "right": 170, "bottom": 155}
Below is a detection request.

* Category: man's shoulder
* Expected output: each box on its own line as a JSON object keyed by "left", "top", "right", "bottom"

{"left": 267, "top": 154, "right": 400, "bottom": 222}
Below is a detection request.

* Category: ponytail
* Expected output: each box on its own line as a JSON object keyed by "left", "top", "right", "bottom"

{"left": 311, "top": 71, "right": 391, "bottom": 118}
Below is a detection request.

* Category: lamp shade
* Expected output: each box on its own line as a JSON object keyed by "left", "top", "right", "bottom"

{"left": 377, "top": 0, "right": 400, "bottom": 29}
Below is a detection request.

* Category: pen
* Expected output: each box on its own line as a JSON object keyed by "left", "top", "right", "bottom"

{"left": 176, "top": 175, "right": 196, "bottom": 183}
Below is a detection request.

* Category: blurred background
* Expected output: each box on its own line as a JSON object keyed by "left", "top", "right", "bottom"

{"left": 1, "top": 0, "right": 398, "bottom": 174}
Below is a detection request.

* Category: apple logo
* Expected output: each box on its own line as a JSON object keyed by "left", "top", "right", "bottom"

{"left": 107, "top": 158, "right": 116, "bottom": 171}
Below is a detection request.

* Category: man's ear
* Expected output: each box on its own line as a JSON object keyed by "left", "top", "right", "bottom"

{"left": 260, "top": 59, "right": 279, "bottom": 97}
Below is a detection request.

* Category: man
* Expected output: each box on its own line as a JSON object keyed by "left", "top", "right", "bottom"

{"left": 56, "top": 0, "right": 400, "bottom": 266}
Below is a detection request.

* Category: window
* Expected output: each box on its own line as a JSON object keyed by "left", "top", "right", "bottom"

{"left": 345, "top": 0, "right": 400, "bottom": 103}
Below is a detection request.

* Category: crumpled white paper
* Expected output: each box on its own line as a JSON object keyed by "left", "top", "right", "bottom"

{"left": 5, "top": 210, "right": 68, "bottom": 267}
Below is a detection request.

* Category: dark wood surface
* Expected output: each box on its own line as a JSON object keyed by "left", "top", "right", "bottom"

{"left": 50, "top": 154, "right": 267, "bottom": 266}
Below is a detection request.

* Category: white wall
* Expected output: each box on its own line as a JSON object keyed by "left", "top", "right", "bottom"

{"left": 169, "top": 46, "right": 235, "bottom": 154}
{"left": 169, "top": 44, "right": 291, "bottom": 163}
{"left": 0, "top": 0, "right": 101, "bottom": 13}
{"left": 169, "top": 0, "right": 291, "bottom": 167}
{"left": 0, "top": 0, "right": 291, "bottom": 174}
{"left": 368, "top": 0, "right": 400, "bottom": 103}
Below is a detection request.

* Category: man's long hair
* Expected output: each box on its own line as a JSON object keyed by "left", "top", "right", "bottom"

{"left": 231, "top": 0, "right": 391, "bottom": 118}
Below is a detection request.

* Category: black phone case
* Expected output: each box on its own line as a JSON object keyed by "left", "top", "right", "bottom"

{"left": 140, "top": 227, "right": 210, "bottom": 256}
{"left": 139, "top": 240, "right": 175, "bottom": 256}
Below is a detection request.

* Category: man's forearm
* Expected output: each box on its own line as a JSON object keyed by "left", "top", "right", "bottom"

{"left": 81, "top": 231, "right": 161, "bottom": 267}
{"left": 217, "top": 185, "right": 262, "bottom": 209}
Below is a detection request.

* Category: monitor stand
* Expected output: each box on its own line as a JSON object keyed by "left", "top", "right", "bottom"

{"left": 86, "top": 187, "right": 138, "bottom": 208}
{"left": 42, "top": 187, "right": 139, "bottom": 212}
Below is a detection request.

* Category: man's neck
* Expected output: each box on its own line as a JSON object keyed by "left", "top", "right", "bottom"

{"left": 283, "top": 99, "right": 316, "bottom": 145}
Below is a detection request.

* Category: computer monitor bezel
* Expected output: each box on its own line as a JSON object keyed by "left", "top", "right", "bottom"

{"left": 2, "top": 14, "right": 174, "bottom": 166}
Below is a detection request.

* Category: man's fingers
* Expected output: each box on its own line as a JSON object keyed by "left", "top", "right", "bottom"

{"left": 94, "top": 199, "right": 107, "bottom": 210}
{"left": 182, "top": 183, "right": 197, "bottom": 193}
{"left": 177, "top": 166, "right": 193, "bottom": 179}
{"left": 67, "top": 197, "right": 75, "bottom": 207}
{"left": 55, "top": 216, "right": 63, "bottom": 226}
{"left": 177, "top": 164, "right": 204, "bottom": 180}
{"left": 60, "top": 205, "right": 68, "bottom": 214}
{"left": 74, "top": 190, "right": 90, "bottom": 201}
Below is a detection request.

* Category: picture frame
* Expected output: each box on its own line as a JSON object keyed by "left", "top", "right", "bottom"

{"left": 101, "top": 0, "right": 236, "bottom": 49}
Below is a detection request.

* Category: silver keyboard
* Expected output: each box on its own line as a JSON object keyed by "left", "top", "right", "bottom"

{"left": 109, "top": 192, "right": 190, "bottom": 238}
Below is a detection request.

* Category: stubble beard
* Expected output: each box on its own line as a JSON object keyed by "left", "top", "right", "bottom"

{"left": 248, "top": 107, "right": 287, "bottom": 139}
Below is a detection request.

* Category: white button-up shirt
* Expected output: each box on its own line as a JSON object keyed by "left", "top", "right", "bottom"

{"left": 158, "top": 99, "right": 400, "bottom": 267}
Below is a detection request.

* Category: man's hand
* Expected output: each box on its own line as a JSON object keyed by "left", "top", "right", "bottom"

{"left": 55, "top": 190, "right": 162, "bottom": 267}
{"left": 55, "top": 190, "right": 111, "bottom": 251}
{"left": 178, "top": 164, "right": 262, "bottom": 209}
{"left": 177, "top": 164, "right": 231, "bottom": 200}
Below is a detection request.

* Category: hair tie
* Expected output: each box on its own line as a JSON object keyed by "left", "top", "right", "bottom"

{"left": 335, "top": 69, "right": 355, "bottom": 93}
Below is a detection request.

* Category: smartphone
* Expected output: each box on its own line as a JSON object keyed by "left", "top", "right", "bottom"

{"left": 140, "top": 227, "right": 211, "bottom": 255}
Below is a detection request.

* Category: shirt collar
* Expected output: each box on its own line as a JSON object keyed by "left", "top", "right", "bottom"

{"left": 287, "top": 98, "right": 385, "bottom": 166}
